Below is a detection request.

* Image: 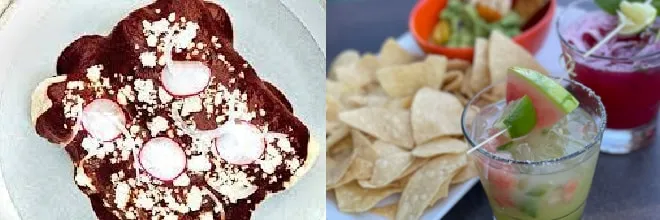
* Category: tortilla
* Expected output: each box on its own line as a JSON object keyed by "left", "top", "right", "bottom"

{"left": 379, "top": 38, "right": 416, "bottom": 67}
{"left": 411, "top": 138, "right": 468, "bottom": 158}
{"left": 471, "top": 38, "right": 490, "bottom": 93}
{"left": 339, "top": 107, "right": 414, "bottom": 148}
{"left": 488, "top": 31, "right": 548, "bottom": 96}
{"left": 410, "top": 88, "right": 463, "bottom": 145}
{"left": 360, "top": 152, "right": 414, "bottom": 188}
{"left": 336, "top": 54, "right": 381, "bottom": 88}
{"left": 335, "top": 182, "right": 402, "bottom": 213}
{"left": 395, "top": 154, "right": 467, "bottom": 220}
{"left": 371, "top": 204, "right": 398, "bottom": 220}
{"left": 329, "top": 49, "right": 360, "bottom": 79}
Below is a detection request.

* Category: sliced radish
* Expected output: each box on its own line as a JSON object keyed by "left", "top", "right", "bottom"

{"left": 160, "top": 61, "right": 211, "bottom": 97}
{"left": 138, "top": 137, "right": 187, "bottom": 181}
{"left": 81, "top": 99, "right": 127, "bottom": 141}
{"left": 212, "top": 122, "right": 265, "bottom": 165}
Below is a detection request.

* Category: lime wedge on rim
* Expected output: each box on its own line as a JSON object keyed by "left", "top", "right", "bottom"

{"left": 495, "top": 95, "right": 537, "bottom": 139}
{"left": 619, "top": 1, "right": 657, "bottom": 36}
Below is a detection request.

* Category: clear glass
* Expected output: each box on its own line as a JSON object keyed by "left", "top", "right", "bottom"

{"left": 556, "top": 0, "right": 659, "bottom": 154}
{"left": 461, "top": 77, "right": 607, "bottom": 220}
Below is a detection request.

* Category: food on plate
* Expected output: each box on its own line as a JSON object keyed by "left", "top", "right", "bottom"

{"left": 468, "top": 67, "right": 604, "bottom": 219}
{"left": 431, "top": 0, "right": 522, "bottom": 47}
{"left": 488, "top": 30, "right": 548, "bottom": 96}
{"left": 327, "top": 38, "right": 484, "bottom": 220}
{"left": 513, "top": 0, "right": 550, "bottom": 23}
{"left": 30, "top": 0, "right": 318, "bottom": 219}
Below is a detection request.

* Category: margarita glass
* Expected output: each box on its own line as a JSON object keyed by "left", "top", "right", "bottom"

{"left": 462, "top": 77, "right": 606, "bottom": 220}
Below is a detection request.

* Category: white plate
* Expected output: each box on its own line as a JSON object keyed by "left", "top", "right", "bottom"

{"left": 0, "top": 1, "right": 325, "bottom": 219}
{"left": 325, "top": 35, "right": 479, "bottom": 220}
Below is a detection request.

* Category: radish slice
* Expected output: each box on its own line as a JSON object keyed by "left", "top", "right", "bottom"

{"left": 139, "top": 137, "right": 187, "bottom": 181}
{"left": 160, "top": 61, "right": 211, "bottom": 96}
{"left": 213, "top": 122, "right": 265, "bottom": 165}
{"left": 81, "top": 99, "right": 127, "bottom": 141}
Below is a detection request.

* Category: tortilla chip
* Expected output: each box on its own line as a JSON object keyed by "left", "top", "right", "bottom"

{"left": 385, "top": 96, "right": 413, "bottom": 110}
{"left": 345, "top": 93, "right": 389, "bottom": 108}
{"left": 471, "top": 38, "right": 490, "bottom": 93}
{"left": 452, "top": 161, "right": 478, "bottom": 184}
{"left": 488, "top": 31, "right": 548, "bottom": 96}
{"left": 460, "top": 67, "right": 474, "bottom": 98}
{"left": 429, "top": 177, "right": 453, "bottom": 206}
{"left": 327, "top": 125, "right": 350, "bottom": 148}
{"left": 411, "top": 88, "right": 463, "bottom": 144}
{"left": 376, "top": 56, "right": 445, "bottom": 98}
{"left": 329, "top": 49, "right": 360, "bottom": 79}
{"left": 412, "top": 138, "right": 468, "bottom": 158}
{"left": 360, "top": 152, "right": 414, "bottom": 188}
{"left": 329, "top": 158, "right": 375, "bottom": 189}
{"left": 447, "top": 59, "right": 470, "bottom": 71}
{"left": 329, "top": 135, "right": 352, "bottom": 155}
{"left": 372, "top": 140, "right": 408, "bottom": 155}
{"left": 327, "top": 120, "right": 342, "bottom": 134}
{"left": 379, "top": 38, "right": 416, "bottom": 67}
{"left": 395, "top": 154, "right": 467, "bottom": 220}
{"left": 398, "top": 158, "right": 429, "bottom": 178}
{"left": 327, "top": 147, "right": 357, "bottom": 186}
{"left": 339, "top": 107, "right": 414, "bottom": 148}
{"left": 325, "top": 80, "right": 362, "bottom": 100}
{"left": 371, "top": 204, "right": 398, "bottom": 220}
{"left": 336, "top": 54, "right": 381, "bottom": 88}
{"left": 326, "top": 94, "right": 341, "bottom": 121}
{"left": 441, "top": 70, "right": 463, "bottom": 92}
{"left": 335, "top": 182, "right": 402, "bottom": 213}
{"left": 352, "top": 130, "right": 379, "bottom": 163}
{"left": 424, "top": 55, "right": 448, "bottom": 89}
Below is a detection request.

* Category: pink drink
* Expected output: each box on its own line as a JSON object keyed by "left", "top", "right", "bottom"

{"left": 560, "top": 11, "right": 660, "bottom": 130}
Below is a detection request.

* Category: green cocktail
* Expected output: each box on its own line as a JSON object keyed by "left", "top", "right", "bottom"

{"left": 462, "top": 68, "right": 606, "bottom": 219}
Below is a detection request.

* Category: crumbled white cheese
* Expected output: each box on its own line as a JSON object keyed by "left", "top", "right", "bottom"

{"left": 208, "top": 168, "right": 257, "bottom": 203}
{"left": 158, "top": 87, "right": 173, "bottom": 103}
{"left": 134, "top": 79, "right": 157, "bottom": 104}
{"left": 135, "top": 191, "right": 155, "bottom": 210}
{"left": 200, "top": 212, "right": 213, "bottom": 220}
{"left": 173, "top": 173, "right": 190, "bottom": 186}
{"left": 86, "top": 65, "right": 103, "bottom": 82}
{"left": 286, "top": 158, "right": 301, "bottom": 174}
{"left": 188, "top": 155, "right": 211, "bottom": 172}
{"left": 140, "top": 52, "right": 158, "bottom": 67}
{"left": 146, "top": 34, "right": 158, "bottom": 47}
{"left": 181, "top": 96, "right": 203, "bottom": 117}
{"left": 74, "top": 166, "right": 95, "bottom": 190}
{"left": 148, "top": 116, "right": 169, "bottom": 136}
{"left": 114, "top": 182, "right": 130, "bottom": 209}
{"left": 257, "top": 142, "right": 283, "bottom": 174}
{"left": 278, "top": 137, "right": 293, "bottom": 152}
{"left": 186, "top": 186, "right": 203, "bottom": 211}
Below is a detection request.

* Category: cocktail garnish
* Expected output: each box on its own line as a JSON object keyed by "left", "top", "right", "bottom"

{"left": 585, "top": 1, "right": 657, "bottom": 57}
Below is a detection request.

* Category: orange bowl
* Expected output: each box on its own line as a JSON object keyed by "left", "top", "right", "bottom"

{"left": 409, "top": 0, "right": 556, "bottom": 61}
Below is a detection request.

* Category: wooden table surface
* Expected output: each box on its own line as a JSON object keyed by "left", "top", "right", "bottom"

{"left": 328, "top": 0, "right": 660, "bottom": 219}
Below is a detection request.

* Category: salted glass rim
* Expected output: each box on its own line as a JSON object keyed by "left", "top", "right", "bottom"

{"left": 556, "top": 0, "right": 660, "bottom": 61}
{"left": 460, "top": 76, "right": 607, "bottom": 166}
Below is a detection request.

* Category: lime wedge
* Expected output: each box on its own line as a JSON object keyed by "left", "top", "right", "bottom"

{"left": 619, "top": 1, "right": 657, "bottom": 35}
{"left": 495, "top": 95, "right": 537, "bottom": 139}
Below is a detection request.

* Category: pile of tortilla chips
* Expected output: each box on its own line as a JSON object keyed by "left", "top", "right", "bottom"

{"left": 326, "top": 30, "right": 546, "bottom": 220}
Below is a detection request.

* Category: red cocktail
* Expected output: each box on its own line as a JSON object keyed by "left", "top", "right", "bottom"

{"left": 558, "top": 0, "right": 659, "bottom": 153}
